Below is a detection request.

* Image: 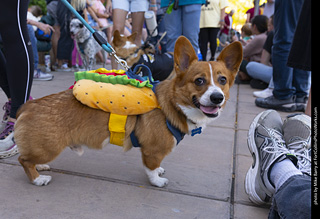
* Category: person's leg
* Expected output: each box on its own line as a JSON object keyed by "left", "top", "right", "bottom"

{"left": 0, "top": 50, "right": 10, "bottom": 99}
{"left": 0, "top": 0, "right": 33, "bottom": 158}
{"left": 270, "top": 113, "right": 311, "bottom": 218}
{"left": 199, "top": 28, "right": 209, "bottom": 61}
{"left": 246, "top": 61, "right": 273, "bottom": 84}
{"left": 131, "top": 12, "right": 145, "bottom": 46}
{"left": 111, "top": 8, "right": 128, "bottom": 69}
{"left": 56, "top": 0, "right": 73, "bottom": 68}
{"left": 27, "top": 24, "right": 38, "bottom": 71}
{"left": 245, "top": 110, "right": 293, "bottom": 205}
{"left": 163, "top": 7, "right": 182, "bottom": 52}
{"left": 272, "top": 0, "right": 305, "bottom": 100}
{"left": 208, "top": 28, "right": 220, "bottom": 60}
{"left": 0, "top": 0, "right": 33, "bottom": 119}
{"left": 181, "top": 4, "right": 202, "bottom": 53}
{"left": 271, "top": 174, "right": 311, "bottom": 219}
{"left": 130, "top": 0, "right": 148, "bottom": 46}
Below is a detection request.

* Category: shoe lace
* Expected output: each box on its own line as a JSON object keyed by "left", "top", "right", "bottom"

{"left": 0, "top": 122, "right": 14, "bottom": 140}
{"left": 262, "top": 129, "right": 291, "bottom": 163}
{"left": 2, "top": 101, "right": 11, "bottom": 122}
{"left": 287, "top": 140, "right": 311, "bottom": 175}
{"left": 263, "top": 129, "right": 287, "bottom": 151}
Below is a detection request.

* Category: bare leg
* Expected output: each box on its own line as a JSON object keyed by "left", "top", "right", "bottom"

{"left": 131, "top": 12, "right": 145, "bottom": 46}
{"left": 111, "top": 8, "right": 128, "bottom": 69}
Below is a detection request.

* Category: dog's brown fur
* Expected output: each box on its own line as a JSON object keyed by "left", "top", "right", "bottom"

{"left": 111, "top": 30, "right": 144, "bottom": 67}
{"left": 15, "top": 36, "right": 242, "bottom": 187}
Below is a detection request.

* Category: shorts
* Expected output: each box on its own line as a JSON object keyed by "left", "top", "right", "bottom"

{"left": 112, "top": 0, "right": 149, "bottom": 12}
{"left": 46, "top": 1, "right": 59, "bottom": 25}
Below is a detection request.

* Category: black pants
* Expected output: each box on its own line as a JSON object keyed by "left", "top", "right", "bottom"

{"left": 0, "top": 0, "right": 33, "bottom": 119}
{"left": 199, "top": 27, "right": 220, "bottom": 61}
{"left": 57, "top": 0, "right": 73, "bottom": 61}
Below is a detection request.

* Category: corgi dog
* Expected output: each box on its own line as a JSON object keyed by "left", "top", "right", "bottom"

{"left": 111, "top": 30, "right": 174, "bottom": 81}
{"left": 15, "top": 36, "right": 242, "bottom": 187}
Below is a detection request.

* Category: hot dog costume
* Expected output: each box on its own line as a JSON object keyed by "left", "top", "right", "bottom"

{"left": 72, "top": 66, "right": 160, "bottom": 146}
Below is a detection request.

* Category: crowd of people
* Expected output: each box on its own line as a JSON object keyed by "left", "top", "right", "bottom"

{"left": 0, "top": 0, "right": 312, "bottom": 218}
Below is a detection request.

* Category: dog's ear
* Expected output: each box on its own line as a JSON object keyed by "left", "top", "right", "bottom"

{"left": 173, "top": 36, "right": 198, "bottom": 74}
{"left": 217, "top": 41, "right": 243, "bottom": 75}
{"left": 127, "top": 32, "right": 137, "bottom": 42}
{"left": 112, "top": 30, "right": 122, "bottom": 46}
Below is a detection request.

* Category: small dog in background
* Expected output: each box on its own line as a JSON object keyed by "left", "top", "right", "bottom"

{"left": 111, "top": 30, "right": 174, "bottom": 81}
{"left": 70, "top": 18, "right": 107, "bottom": 70}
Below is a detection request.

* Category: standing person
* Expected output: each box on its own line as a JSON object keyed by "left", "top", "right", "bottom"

{"left": 56, "top": 0, "right": 87, "bottom": 71}
{"left": 255, "top": 0, "right": 311, "bottom": 112}
{"left": 286, "top": 0, "right": 311, "bottom": 116}
{"left": 161, "top": 0, "right": 206, "bottom": 53}
{"left": 263, "top": 0, "right": 275, "bottom": 18}
{"left": 110, "top": 0, "right": 157, "bottom": 69}
{"left": 0, "top": 0, "right": 34, "bottom": 158}
{"left": 199, "top": 0, "right": 228, "bottom": 61}
{"left": 219, "top": 9, "right": 234, "bottom": 48}
{"left": 245, "top": 0, "right": 262, "bottom": 23}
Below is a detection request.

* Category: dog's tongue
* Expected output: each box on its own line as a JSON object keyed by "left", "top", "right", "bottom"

{"left": 200, "top": 105, "right": 219, "bottom": 115}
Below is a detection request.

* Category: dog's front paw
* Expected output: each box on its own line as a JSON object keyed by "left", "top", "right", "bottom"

{"left": 145, "top": 167, "right": 169, "bottom": 187}
{"left": 33, "top": 175, "right": 52, "bottom": 186}
{"left": 150, "top": 177, "right": 169, "bottom": 187}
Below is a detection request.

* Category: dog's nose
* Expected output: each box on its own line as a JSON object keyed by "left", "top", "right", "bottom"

{"left": 210, "top": 92, "right": 224, "bottom": 104}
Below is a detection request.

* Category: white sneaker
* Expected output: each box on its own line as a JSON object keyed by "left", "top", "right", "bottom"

{"left": 57, "top": 63, "right": 71, "bottom": 72}
{"left": 34, "top": 69, "right": 54, "bottom": 81}
{"left": 253, "top": 88, "right": 273, "bottom": 98}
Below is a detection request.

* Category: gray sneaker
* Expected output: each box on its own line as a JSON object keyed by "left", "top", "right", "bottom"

{"left": 283, "top": 113, "right": 311, "bottom": 175}
{"left": 34, "top": 69, "right": 54, "bottom": 81}
{"left": 245, "top": 110, "right": 298, "bottom": 205}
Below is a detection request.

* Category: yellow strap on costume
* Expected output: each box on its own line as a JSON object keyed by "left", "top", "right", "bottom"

{"left": 108, "top": 114, "right": 127, "bottom": 146}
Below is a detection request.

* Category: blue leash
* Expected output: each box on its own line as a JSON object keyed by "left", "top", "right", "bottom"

{"left": 61, "top": 0, "right": 130, "bottom": 70}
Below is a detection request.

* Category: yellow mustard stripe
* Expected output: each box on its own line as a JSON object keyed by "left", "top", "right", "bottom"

{"left": 88, "top": 68, "right": 126, "bottom": 74}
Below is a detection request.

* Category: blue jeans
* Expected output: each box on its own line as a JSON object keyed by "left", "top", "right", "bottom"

{"left": 272, "top": 0, "right": 311, "bottom": 100}
{"left": 246, "top": 61, "right": 274, "bottom": 88}
{"left": 269, "top": 175, "right": 311, "bottom": 219}
{"left": 27, "top": 24, "right": 38, "bottom": 70}
{"left": 163, "top": 4, "right": 201, "bottom": 53}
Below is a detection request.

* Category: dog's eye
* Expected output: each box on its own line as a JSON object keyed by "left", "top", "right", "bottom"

{"left": 195, "top": 77, "right": 206, "bottom": 86}
{"left": 218, "top": 76, "right": 227, "bottom": 85}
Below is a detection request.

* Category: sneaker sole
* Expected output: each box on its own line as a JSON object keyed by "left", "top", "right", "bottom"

{"left": 0, "top": 144, "right": 18, "bottom": 159}
{"left": 255, "top": 100, "right": 297, "bottom": 112}
{"left": 245, "top": 110, "right": 272, "bottom": 205}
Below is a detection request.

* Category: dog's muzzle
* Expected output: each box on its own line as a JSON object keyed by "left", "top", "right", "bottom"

{"left": 192, "top": 94, "right": 222, "bottom": 118}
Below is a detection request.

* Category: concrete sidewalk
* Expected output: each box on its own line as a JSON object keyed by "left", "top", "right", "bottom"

{"left": 0, "top": 66, "right": 292, "bottom": 219}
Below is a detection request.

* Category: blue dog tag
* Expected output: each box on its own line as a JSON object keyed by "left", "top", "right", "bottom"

{"left": 191, "top": 127, "right": 202, "bottom": 136}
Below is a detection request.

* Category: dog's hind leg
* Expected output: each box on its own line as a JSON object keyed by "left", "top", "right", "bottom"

{"left": 18, "top": 156, "right": 52, "bottom": 186}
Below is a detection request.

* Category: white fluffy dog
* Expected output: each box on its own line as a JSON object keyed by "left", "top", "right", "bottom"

{"left": 70, "top": 18, "right": 107, "bottom": 70}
